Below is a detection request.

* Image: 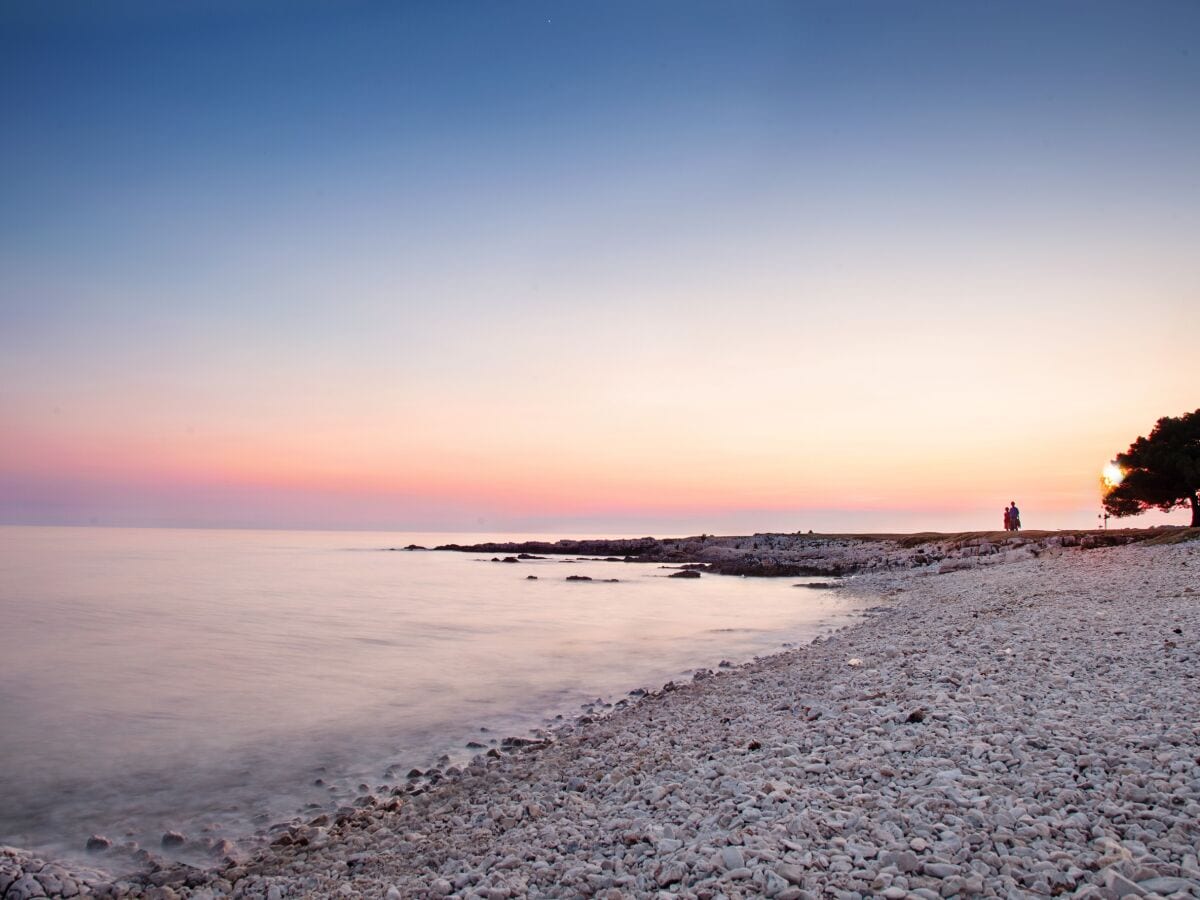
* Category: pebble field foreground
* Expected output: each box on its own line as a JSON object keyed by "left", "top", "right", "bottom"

{"left": 4, "top": 539, "right": 1199, "bottom": 899}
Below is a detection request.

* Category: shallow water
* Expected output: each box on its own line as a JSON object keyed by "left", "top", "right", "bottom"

{"left": 0, "top": 526, "right": 863, "bottom": 859}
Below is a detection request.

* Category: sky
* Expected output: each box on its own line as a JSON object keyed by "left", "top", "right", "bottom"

{"left": 2, "top": 1, "right": 1198, "bottom": 535}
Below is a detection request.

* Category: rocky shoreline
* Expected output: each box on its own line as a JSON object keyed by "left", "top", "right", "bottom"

{"left": 428, "top": 529, "right": 1161, "bottom": 578}
{"left": 4, "top": 531, "right": 1199, "bottom": 899}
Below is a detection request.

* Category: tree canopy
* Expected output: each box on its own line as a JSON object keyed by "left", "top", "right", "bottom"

{"left": 1103, "top": 408, "right": 1200, "bottom": 527}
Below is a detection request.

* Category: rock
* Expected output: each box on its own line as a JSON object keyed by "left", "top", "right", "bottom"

{"left": 882, "top": 850, "right": 921, "bottom": 873}
{"left": 720, "top": 846, "right": 745, "bottom": 870}
{"left": 566, "top": 575, "right": 593, "bottom": 581}
{"left": 1103, "top": 868, "right": 1147, "bottom": 896}
{"left": 161, "top": 831, "right": 186, "bottom": 848}
{"left": 1137, "top": 876, "right": 1197, "bottom": 894}
{"left": 922, "top": 862, "right": 959, "bottom": 878}
{"left": 656, "top": 862, "right": 686, "bottom": 886}
{"left": 7, "top": 874, "right": 47, "bottom": 899}
{"left": 669, "top": 570, "right": 701, "bottom": 579}
{"left": 775, "top": 864, "right": 807, "bottom": 886}
{"left": 501, "top": 736, "right": 541, "bottom": 749}
{"left": 86, "top": 835, "right": 112, "bottom": 852}
{"left": 525, "top": 575, "right": 538, "bottom": 580}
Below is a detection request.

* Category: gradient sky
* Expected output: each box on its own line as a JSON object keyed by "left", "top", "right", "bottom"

{"left": 2, "top": 1, "right": 1198, "bottom": 534}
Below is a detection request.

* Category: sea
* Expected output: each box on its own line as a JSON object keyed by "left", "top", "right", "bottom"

{"left": 0, "top": 525, "right": 865, "bottom": 862}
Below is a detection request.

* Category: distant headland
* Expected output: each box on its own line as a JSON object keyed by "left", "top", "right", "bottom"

{"left": 403, "top": 527, "right": 1197, "bottom": 577}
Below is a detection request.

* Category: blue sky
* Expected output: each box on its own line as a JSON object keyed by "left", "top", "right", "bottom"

{"left": 3, "top": 1, "right": 1198, "bottom": 532}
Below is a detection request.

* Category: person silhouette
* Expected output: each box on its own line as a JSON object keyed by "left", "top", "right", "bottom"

{"left": 1003, "top": 506, "right": 1012, "bottom": 531}
{"left": 1008, "top": 501, "right": 1021, "bottom": 531}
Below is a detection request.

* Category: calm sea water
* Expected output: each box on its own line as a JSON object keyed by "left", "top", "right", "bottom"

{"left": 0, "top": 526, "right": 863, "bottom": 859}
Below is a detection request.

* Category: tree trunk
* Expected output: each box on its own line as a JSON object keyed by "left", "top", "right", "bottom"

{"left": 1192, "top": 491, "right": 1200, "bottom": 527}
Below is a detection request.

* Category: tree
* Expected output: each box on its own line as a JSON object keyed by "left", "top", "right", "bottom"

{"left": 1103, "top": 409, "right": 1200, "bottom": 527}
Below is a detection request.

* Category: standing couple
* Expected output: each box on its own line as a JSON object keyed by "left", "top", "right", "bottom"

{"left": 1002, "top": 501, "right": 1021, "bottom": 532}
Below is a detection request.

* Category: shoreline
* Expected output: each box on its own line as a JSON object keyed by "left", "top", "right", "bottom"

{"left": 4, "top": 532, "right": 1199, "bottom": 898}
{"left": 427, "top": 528, "right": 1180, "bottom": 577}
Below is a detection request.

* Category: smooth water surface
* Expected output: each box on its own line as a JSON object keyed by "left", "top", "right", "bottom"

{"left": 0, "top": 526, "right": 863, "bottom": 858}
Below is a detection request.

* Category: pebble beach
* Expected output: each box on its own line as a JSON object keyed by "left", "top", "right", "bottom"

{"left": 4, "top": 534, "right": 1199, "bottom": 899}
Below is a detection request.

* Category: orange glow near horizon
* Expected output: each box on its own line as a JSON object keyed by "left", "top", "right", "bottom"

{"left": 2, "top": 164, "right": 1196, "bottom": 531}
{"left": 4, "top": 387, "right": 1186, "bottom": 530}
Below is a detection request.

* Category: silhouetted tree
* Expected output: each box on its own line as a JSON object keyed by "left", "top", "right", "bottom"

{"left": 1103, "top": 409, "right": 1200, "bottom": 527}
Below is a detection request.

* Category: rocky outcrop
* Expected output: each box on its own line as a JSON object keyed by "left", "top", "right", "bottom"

{"left": 437, "top": 528, "right": 1184, "bottom": 577}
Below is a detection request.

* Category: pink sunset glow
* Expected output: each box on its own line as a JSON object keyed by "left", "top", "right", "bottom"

{"left": 3, "top": 3, "right": 1197, "bottom": 535}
